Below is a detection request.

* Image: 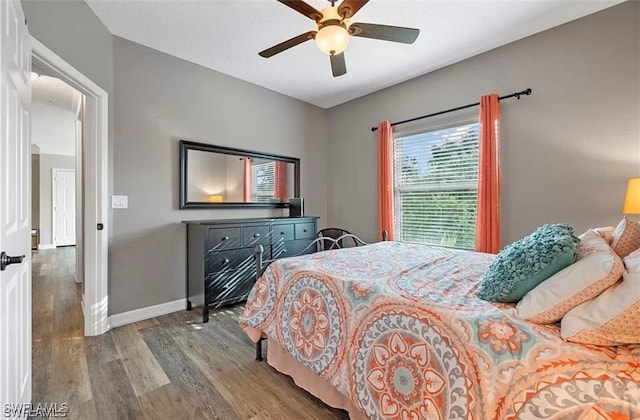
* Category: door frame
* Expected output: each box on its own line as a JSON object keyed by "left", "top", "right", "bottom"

{"left": 32, "top": 37, "right": 109, "bottom": 336}
{"left": 51, "top": 168, "right": 76, "bottom": 248}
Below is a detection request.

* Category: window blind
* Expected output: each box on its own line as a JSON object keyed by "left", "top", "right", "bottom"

{"left": 393, "top": 123, "right": 480, "bottom": 248}
{"left": 253, "top": 161, "right": 275, "bottom": 203}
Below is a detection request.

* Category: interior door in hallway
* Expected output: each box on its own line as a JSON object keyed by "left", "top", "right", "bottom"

{"left": 0, "top": 0, "right": 32, "bottom": 413}
{"left": 53, "top": 169, "right": 76, "bottom": 246}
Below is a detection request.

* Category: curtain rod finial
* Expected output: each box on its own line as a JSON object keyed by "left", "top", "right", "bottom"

{"left": 515, "top": 88, "right": 533, "bottom": 100}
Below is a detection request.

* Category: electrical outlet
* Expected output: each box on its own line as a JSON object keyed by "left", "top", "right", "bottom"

{"left": 112, "top": 195, "right": 128, "bottom": 209}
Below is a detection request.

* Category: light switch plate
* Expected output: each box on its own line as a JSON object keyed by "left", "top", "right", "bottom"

{"left": 112, "top": 195, "right": 128, "bottom": 209}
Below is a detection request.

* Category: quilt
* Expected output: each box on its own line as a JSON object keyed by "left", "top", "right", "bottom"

{"left": 240, "top": 241, "right": 640, "bottom": 419}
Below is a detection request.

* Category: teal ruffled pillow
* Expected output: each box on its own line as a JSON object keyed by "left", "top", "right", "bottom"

{"left": 477, "top": 224, "right": 580, "bottom": 303}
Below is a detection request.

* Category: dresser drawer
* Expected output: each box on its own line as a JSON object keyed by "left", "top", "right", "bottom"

{"left": 208, "top": 227, "right": 242, "bottom": 251}
{"left": 294, "top": 222, "right": 315, "bottom": 240}
{"left": 206, "top": 270, "right": 256, "bottom": 308}
{"left": 243, "top": 225, "right": 271, "bottom": 247}
{"left": 272, "top": 223, "right": 295, "bottom": 242}
{"left": 272, "top": 239, "right": 316, "bottom": 259}
{"left": 208, "top": 248, "right": 254, "bottom": 273}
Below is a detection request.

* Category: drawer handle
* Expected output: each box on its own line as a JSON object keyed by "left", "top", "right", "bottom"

{"left": 303, "top": 229, "right": 307, "bottom": 233}
{"left": 280, "top": 231, "right": 285, "bottom": 235}
{"left": 223, "top": 258, "right": 230, "bottom": 264}
{"left": 283, "top": 249, "right": 287, "bottom": 253}
{"left": 253, "top": 233, "right": 260, "bottom": 238}
{"left": 222, "top": 236, "right": 229, "bottom": 241}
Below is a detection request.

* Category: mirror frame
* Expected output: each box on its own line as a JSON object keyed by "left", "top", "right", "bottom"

{"left": 179, "top": 140, "right": 301, "bottom": 209}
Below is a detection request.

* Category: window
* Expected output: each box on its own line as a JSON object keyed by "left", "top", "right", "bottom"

{"left": 393, "top": 122, "right": 480, "bottom": 248}
{"left": 253, "top": 161, "right": 275, "bottom": 202}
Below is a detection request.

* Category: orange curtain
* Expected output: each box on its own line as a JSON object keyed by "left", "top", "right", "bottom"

{"left": 274, "top": 161, "right": 287, "bottom": 201}
{"left": 243, "top": 158, "right": 252, "bottom": 202}
{"left": 476, "top": 94, "right": 501, "bottom": 253}
{"left": 377, "top": 121, "right": 394, "bottom": 241}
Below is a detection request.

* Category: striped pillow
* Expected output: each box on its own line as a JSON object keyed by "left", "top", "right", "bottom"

{"left": 561, "top": 248, "right": 640, "bottom": 345}
{"left": 516, "top": 230, "right": 624, "bottom": 324}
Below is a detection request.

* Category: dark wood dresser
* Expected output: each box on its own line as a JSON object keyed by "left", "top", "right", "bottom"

{"left": 183, "top": 217, "right": 318, "bottom": 322}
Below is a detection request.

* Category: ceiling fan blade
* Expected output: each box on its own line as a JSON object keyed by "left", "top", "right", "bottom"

{"left": 350, "top": 23, "right": 420, "bottom": 44}
{"left": 259, "top": 31, "right": 317, "bottom": 58}
{"left": 277, "top": 0, "right": 322, "bottom": 21}
{"left": 338, "top": 0, "right": 369, "bottom": 18}
{"left": 330, "top": 53, "right": 347, "bottom": 77}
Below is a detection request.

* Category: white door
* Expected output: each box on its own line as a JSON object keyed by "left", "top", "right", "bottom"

{"left": 0, "top": 0, "right": 31, "bottom": 415}
{"left": 53, "top": 169, "right": 75, "bottom": 246}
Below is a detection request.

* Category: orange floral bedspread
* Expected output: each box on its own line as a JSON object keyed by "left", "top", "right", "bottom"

{"left": 239, "top": 241, "right": 640, "bottom": 419}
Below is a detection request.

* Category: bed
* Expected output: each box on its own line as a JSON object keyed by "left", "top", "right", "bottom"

{"left": 239, "top": 241, "right": 640, "bottom": 419}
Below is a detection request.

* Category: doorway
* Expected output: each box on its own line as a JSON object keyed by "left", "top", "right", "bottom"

{"left": 32, "top": 37, "right": 109, "bottom": 336}
{"left": 52, "top": 169, "right": 77, "bottom": 248}
{"left": 31, "top": 65, "right": 84, "bottom": 337}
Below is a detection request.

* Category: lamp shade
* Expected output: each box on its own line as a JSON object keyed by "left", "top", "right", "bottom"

{"left": 208, "top": 195, "right": 223, "bottom": 203}
{"left": 623, "top": 178, "right": 640, "bottom": 214}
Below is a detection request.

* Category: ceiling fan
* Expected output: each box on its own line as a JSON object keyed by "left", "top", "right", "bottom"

{"left": 259, "top": 0, "right": 420, "bottom": 77}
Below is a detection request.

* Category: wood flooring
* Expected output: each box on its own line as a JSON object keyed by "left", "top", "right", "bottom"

{"left": 31, "top": 248, "right": 349, "bottom": 420}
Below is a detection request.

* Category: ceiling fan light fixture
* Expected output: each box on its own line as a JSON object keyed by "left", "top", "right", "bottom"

{"left": 315, "top": 24, "right": 350, "bottom": 55}
{"left": 314, "top": 6, "right": 350, "bottom": 56}
{"left": 263, "top": 0, "right": 418, "bottom": 77}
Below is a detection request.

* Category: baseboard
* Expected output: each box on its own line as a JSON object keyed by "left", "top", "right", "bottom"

{"left": 38, "top": 244, "right": 55, "bottom": 250}
{"left": 108, "top": 298, "right": 187, "bottom": 329}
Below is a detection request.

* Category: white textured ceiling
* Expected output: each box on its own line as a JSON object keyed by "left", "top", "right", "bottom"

{"left": 31, "top": 62, "right": 81, "bottom": 156}
{"left": 32, "top": 75, "right": 81, "bottom": 113}
{"left": 85, "top": 0, "right": 624, "bottom": 109}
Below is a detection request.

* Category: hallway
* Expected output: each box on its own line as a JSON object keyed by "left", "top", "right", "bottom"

{"left": 32, "top": 247, "right": 82, "bottom": 341}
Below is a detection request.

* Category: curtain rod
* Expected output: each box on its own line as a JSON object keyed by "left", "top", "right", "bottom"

{"left": 371, "top": 88, "right": 532, "bottom": 132}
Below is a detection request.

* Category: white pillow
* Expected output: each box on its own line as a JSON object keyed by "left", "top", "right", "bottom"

{"left": 561, "top": 248, "right": 640, "bottom": 345}
{"left": 624, "top": 247, "right": 640, "bottom": 272}
{"left": 516, "top": 230, "right": 623, "bottom": 324}
{"left": 588, "top": 226, "right": 615, "bottom": 245}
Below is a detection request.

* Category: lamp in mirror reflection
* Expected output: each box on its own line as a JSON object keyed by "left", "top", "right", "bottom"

{"left": 208, "top": 195, "right": 224, "bottom": 203}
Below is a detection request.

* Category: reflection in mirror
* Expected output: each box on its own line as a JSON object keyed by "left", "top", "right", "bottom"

{"left": 186, "top": 152, "right": 295, "bottom": 203}
{"left": 179, "top": 140, "right": 300, "bottom": 209}
{"left": 246, "top": 158, "right": 296, "bottom": 203}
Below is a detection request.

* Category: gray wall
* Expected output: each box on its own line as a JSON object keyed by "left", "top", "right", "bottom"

{"left": 111, "top": 37, "right": 327, "bottom": 314}
{"left": 225, "top": 155, "right": 244, "bottom": 203}
{"left": 22, "top": 0, "right": 112, "bottom": 96}
{"left": 39, "top": 154, "right": 75, "bottom": 246}
{"left": 326, "top": 1, "right": 640, "bottom": 245}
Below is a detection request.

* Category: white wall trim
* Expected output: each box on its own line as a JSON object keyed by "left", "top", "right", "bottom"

{"left": 37, "top": 244, "right": 55, "bottom": 250}
{"left": 31, "top": 36, "right": 109, "bottom": 336}
{"left": 108, "top": 299, "right": 187, "bottom": 329}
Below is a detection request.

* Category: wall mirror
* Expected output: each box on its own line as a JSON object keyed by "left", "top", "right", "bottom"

{"left": 179, "top": 140, "right": 300, "bottom": 209}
